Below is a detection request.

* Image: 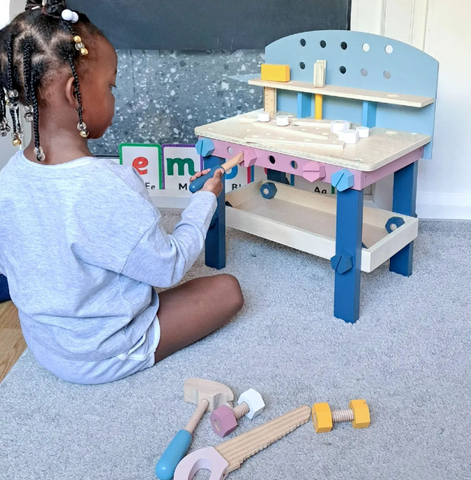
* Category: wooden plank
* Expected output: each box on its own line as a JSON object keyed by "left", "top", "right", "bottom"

{"left": 0, "top": 301, "right": 18, "bottom": 328}
{"left": 263, "top": 87, "right": 277, "bottom": 117}
{"left": 248, "top": 121, "right": 327, "bottom": 140}
{"left": 244, "top": 135, "right": 344, "bottom": 150}
{"left": 0, "top": 301, "right": 26, "bottom": 384}
{"left": 249, "top": 79, "right": 435, "bottom": 108}
{"left": 0, "top": 329, "right": 26, "bottom": 383}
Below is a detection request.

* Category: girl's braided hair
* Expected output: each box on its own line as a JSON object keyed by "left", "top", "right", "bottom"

{"left": 0, "top": 0, "right": 104, "bottom": 161}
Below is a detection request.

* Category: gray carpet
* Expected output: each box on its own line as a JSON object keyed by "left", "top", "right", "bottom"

{"left": 1, "top": 215, "right": 471, "bottom": 480}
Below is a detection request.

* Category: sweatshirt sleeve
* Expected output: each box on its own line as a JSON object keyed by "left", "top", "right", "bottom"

{"left": 121, "top": 191, "right": 217, "bottom": 288}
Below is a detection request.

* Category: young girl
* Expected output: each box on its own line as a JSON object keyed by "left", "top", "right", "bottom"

{"left": 0, "top": 0, "right": 243, "bottom": 385}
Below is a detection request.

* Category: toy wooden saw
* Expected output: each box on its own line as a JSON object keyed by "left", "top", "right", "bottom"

{"left": 174, "top": 405, "right": 311, "bottom": 480}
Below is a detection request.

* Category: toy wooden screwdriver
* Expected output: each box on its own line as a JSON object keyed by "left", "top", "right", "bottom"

{"left": 189, "top": 152, "right": 245, "bottom": 193}
{"left": 174, "top": 405, "right": 311, "bottom": 480}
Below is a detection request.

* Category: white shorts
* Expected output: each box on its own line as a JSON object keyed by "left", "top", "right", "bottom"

{"left": 28, "top": 316, "right": 161, "bottom": 385}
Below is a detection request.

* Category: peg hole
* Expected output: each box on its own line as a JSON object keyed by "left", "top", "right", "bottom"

{"left": 385, "top": 45, "right": 394, "bottom": 54}
{"left": 269, "top": 155, "right": 276, "bottom": 164}
{"left": 320, "top": 40, "right": 327, "bottom": 48}
{"left": 361, "top": 68, "right": 368, "bottom": 76}
{"left": 227, "top": 147, "right": 234, "bottom": 154}
{"left": 362, "top": 43, "right": 370, "bottom": 52}
{"left": 300, "top": 39, "right": 306, "bottom": 47}
{"left": 341, "top": 41, "right": 348, "bottom": 50}
{"left": 291, "top": 161, "right": 298, "bottom": 169}
{"left": 300, "top": 62, "right": 306, "bottom": 69}
{"left": 384, "top": 70, "right": 392, "bottom": 79}
{"left": 339, "top": 66, "right": 347, "bottom": 74}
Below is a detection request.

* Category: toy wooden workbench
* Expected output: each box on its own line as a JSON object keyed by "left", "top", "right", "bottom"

{"left": 194, "top": 30, "right": 439, "bottom": 323}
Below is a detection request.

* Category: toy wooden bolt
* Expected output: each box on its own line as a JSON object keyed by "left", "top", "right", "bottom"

{"left": 210, "top": 388, "right": 266, "bottom": 438}
{"left": 155, "top": 378, "right": 234, "bottom": 480}
{"left": 312, "top": 399, "right": 370, "bottom": 433}
{"left": 189, "top": 152, "right": 244, "bottom": 193}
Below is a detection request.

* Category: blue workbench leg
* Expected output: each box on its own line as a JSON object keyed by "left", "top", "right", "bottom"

{"left": 390, "top": 161, "right": 418, "bottom": 276}
{"left": 267, "top": 169, "right": 289, "bottom": 184}
{"left": 204, "top": 155, "right": 226, "bottom": 270}
{"left": 333, "top": 189, "right": 364, "bottom": 323}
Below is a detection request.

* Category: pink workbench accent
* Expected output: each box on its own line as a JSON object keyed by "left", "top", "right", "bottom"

{"left": 203, "top": 138, "right": 424, "bottom": 191}
{"left": 355, "top": 147, "right": 424, "bottom": 189}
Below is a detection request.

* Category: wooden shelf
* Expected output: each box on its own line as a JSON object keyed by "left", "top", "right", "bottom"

{"left": 226, "top": 181, "right": 418, "bottom": 273}
{"left": 248, "top": 79, "right": 434, "bottom": 108}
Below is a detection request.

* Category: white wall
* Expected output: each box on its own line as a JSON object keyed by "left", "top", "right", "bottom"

{"left": 352, "top": 0, "right": 471, "bottom": 220}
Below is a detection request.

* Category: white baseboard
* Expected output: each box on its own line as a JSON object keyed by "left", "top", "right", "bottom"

{"left": 149, "top": 191, "right": 191, "bottom": 209}
{"left": 417, "top": 192, "right": 471, "bottom": 220}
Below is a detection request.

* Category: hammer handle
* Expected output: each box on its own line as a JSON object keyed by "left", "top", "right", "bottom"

{"left": 155, "top": 399, "right": 210, "bottom": 480}
{"left": 185, "top": 399, "right": 210, "bottom": 434}
{"left": 189, "top": 153, "right": 244, "bottom": 193}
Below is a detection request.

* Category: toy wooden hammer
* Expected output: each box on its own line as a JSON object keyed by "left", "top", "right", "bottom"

{"left": 155, "top": 378, "right": 234, "bottom": 480}
{"left": 189, "top": 152, "right": 245, "bottom": 193}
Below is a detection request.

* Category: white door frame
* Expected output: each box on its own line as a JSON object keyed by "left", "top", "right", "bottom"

{"left": 351, "top": 0, "right": 430, "bottom": 212}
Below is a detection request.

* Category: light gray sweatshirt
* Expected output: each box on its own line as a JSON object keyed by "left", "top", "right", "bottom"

{"left": 0, "top": 151, "right": 216, "bottom": 361}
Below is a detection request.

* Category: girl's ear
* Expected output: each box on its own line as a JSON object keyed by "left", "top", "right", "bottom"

{"left": 64, "top": 76, "right": 78, "bottom": 110}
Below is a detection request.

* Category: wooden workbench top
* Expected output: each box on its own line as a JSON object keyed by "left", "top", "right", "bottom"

{"left": 195, "top": 112, "right": 430, "bottom": 172}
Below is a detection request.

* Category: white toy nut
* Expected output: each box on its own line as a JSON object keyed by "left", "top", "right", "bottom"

{"left": 258, "top": 112, "right": 271, "bottom": 122}
{"left": 356, "top": 126, "right": 370, "bottom": 138}
{"left": 331, "top": 120, "right": 351, "bottom": 134}
{"left": 276, "top": 115, "right": 290, "bottom": 127}
{"left": 238, "top": 388, "right": 265, "bottom": 420}
{"left": 338, "top": 128, "right": 359, "bottom": 144}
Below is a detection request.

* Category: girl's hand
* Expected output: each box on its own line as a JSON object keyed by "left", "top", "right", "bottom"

{"left": 189, "top": 169, "right": 211, "bottom": 183}
{"left": 201, "top": 169, "right": 224, "bottom": 197}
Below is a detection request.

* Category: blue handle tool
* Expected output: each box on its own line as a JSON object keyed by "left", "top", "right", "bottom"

{"left": 155, "top": 430, "right": 192, "bottom": 480}
{"left": 189, "top": 166, "right": 224, "bottom": 193}
{"left": 189, "top": 152, "right": 245, "bottom": 194}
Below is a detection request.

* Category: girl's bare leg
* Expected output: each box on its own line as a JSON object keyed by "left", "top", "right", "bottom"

{"left": 154, "top": 274, "right": 243, "bottom": 363}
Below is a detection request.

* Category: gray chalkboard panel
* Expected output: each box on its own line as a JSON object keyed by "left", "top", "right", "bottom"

{"left": 67, "top": 0, "right": 351, "bottom": 50}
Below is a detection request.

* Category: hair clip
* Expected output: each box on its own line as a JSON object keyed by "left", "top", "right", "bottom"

{"left": 61, "top": 9, "right": 79, "bottom": 23}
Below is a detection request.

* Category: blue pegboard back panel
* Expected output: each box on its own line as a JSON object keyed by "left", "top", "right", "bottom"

{"left": 266, "top": 31, "right": 439, "bottom": 159}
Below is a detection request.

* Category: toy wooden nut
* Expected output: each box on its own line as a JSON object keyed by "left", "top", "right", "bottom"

{"left": 349, "top": 399, "right": 370, "bottom": 429}
{"left": 210, "top": 405, "right": 238, "bottom": 438}
{"left": 238, "top": 388, "right": 265, "bottom": 420}
{"left": 312, "top": 402, "right": 333, "bottom": 433}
